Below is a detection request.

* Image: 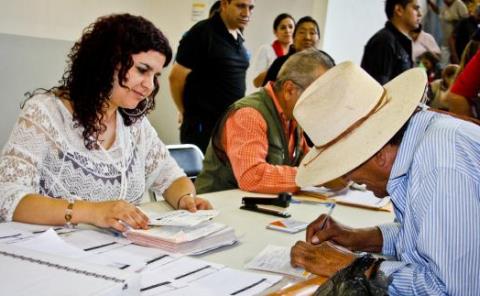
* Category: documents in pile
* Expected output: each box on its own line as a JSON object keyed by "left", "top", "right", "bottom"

{"left": 0, "top": 223, "right": 280, "bottom": 295}
{"left": 299, "top": 186, "right": 391, "bottom": 211}
{"left": 126, "top": 210, "right": 237, "bottom": 255}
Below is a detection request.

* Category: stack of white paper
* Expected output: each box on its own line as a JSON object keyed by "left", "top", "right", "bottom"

{"left": 126, "top": 211, "right": 237, "bottom": 255}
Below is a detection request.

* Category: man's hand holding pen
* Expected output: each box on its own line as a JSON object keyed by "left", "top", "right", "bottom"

{"left": 290, "top": 203, "right": 385, "bottom": 276}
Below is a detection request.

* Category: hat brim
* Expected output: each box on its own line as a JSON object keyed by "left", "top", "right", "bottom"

{"left": 296, "top": 68, "right": 427, "bottom": 187}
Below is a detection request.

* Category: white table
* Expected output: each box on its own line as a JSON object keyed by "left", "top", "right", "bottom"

{"left": 0, "top": 189, "right": 395, "bottom": 295}
{"left": 144, "top": 189, "right": 395, "bottom": 271}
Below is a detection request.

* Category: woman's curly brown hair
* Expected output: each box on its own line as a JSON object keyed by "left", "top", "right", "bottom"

{"left": 55, "top": 13, "right": 172, "bottom": 149}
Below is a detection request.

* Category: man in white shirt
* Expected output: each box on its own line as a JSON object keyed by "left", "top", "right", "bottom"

{"left": 409, "top": 24, "right": 441, "bottom": 61}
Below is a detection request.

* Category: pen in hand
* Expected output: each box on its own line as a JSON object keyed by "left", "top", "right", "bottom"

{"left": 311, "top": 203, "right": 336, "bottom": 244}
{"left": 319, "top": 202, "right": 336, "bottom": 230}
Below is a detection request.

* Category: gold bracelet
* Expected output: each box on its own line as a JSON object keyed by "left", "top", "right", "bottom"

{"left": 64, "top": 201, "right": 76, "bottom": 228}
{"left": 176, "top": 193, "right": 194, "bottom": 209}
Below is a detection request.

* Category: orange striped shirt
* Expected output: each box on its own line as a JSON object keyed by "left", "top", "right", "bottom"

{"left": 222, "top": 82, "right": 309, "bottom": 193}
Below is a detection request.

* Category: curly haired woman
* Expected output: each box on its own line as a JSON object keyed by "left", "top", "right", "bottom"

{"left": 0, "top": 14, "right": 211, "bottom": 231}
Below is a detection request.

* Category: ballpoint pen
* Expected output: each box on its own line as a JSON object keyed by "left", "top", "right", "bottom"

{"left": 319, "top": 202, "right": 336, "bottom": 230}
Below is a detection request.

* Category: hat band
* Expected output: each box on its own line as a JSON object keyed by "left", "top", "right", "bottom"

{"left": 303, "top": 89, "right": 389, "bottom": 167}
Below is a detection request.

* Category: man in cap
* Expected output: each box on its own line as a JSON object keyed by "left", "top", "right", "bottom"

{"left": 195, "top": 49, "right": 334, "bottom": 194}
{"left": 290, "top": 62, "right": 480, "bottom": 295}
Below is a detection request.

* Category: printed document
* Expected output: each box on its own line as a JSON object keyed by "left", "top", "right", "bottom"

{"left": 245, "top": 245, "right": 310, "bottom": 278}
{"left": 146, "top": 210, "right": 219, "bottom": 227}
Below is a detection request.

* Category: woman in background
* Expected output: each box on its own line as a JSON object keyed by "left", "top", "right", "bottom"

{"left": 262, "top": 16, "right": 332, "bottom": 86}
{"left": 250, "top": 13, "right": 295, "bottom": 88}
{"left": 0, "top": 14, "right": 211, "bottom": 232}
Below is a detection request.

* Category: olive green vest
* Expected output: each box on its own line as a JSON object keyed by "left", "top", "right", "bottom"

{"left": 195, "top": 89, "right": 305, "bottom": 193}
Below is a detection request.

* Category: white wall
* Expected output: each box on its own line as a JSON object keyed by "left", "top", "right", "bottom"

{"left": 0, "top": 0, "right": 202, "bottom": 146}
{"left": 322, "top": 0, "right": 386, "bottom": 64}
{"left": 0, "top": 0, "right": 390, "bottom": 147}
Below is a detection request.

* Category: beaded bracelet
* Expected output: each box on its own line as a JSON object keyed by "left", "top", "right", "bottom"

{"left": 64, "top": 201, "right": 77, "bottom": 228}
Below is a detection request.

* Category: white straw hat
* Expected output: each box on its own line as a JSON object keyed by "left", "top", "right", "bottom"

{"left": 294, "top": 61, "right": 427, "bottom": 187}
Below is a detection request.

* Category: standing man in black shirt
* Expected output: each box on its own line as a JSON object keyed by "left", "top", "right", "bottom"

{"left": 361, "top": 0, "right": 422, "bottom": 85}
{"left": 169, "top": 0, "right": 254, "bottom": 153}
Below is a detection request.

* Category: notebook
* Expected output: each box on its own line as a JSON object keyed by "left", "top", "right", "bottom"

{"left": 0, "top": 243, "right": 140, "bottom": 296}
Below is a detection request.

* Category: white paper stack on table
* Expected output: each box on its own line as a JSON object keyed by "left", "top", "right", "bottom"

{"left": 125, "top": 210, "right": 238, "bottom": 255}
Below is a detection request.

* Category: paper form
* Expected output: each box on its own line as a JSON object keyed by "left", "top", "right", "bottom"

{"left": 12, "top": 228, "right": 87, "bottom": 259}
{"left": 9, "top": 228, "right": 144, "bottom": 271}
{"left": 138, "top": 256, "right": 223, "bottom": 294}
{"left": 147, "top": 256, "right": 224, "bottom": 283}
{"left": 157, "top": 285, "right": 214, "bottom": 296}
{"left": 146, "top": 209, "right": 219, "bottom": 227}
{"left": 139, "top": 259, "right": 281, "bottom": 296}
{"left": 98, "top": 244, "right": 177, "bottom": 272}
{"left": 0, "top": 224, "right": 30, "bottom": 242}
{"left": 139, "top": 275, "right": 181, "bottom": 296}
{"left": 128, "top": 222, "right": 227, "bottom": 243}
{"left": 334, "top": 190, "right": 390, "bottom": 208}
{"left": 60, "top": 229, "right": 131, "bottom": 252}
{"left": 193, "top": 267, "right": 282, "bottom": 296}
{"left": 245, "top": 245, "right": 310, "bottom": 278}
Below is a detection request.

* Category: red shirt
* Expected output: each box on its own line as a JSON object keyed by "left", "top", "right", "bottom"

{"left": 222, "top": 83, "right": 309, "bottom": 193}
{"left": 451, "top": 50, "right": 480, "bottom": 99}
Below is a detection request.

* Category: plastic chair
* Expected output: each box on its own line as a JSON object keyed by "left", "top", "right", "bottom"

{"left": 148, "top": 144, "right": 204, "bottom": 202}
{"left": 166, "top": 144, "right": 204, "bottom": 181}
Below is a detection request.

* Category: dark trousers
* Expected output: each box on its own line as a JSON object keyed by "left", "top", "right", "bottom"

{"left": 180, "top": 117, "right": 216, "bottom": 153}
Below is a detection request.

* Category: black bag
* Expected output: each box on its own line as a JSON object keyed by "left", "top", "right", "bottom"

{"left": 313, "top": 254, "right": 390, "bottom": 296}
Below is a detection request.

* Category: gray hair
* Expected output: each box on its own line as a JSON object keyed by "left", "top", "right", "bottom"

{"left": 274, "top": 48, "right": 335, "bottom": 91}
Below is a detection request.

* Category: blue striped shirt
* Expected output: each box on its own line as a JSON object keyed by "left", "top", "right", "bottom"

{"left": 378, "top": 110, "right": 480, "bottom": 295}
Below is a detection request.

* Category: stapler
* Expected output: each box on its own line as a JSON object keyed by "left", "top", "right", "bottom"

{"left": 240, "top": 192, "right": 292, "bottom": 218}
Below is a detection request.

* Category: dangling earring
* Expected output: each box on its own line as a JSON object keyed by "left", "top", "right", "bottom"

{"left": 120, "top": 97, "right": 151, "bottom": 117}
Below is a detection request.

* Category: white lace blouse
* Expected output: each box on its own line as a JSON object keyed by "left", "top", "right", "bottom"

{"left": 0, "top": 93, "right": 185, "bottom": 221}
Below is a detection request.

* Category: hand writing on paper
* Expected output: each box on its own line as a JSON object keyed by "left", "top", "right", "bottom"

{"left": 290, "top": 241, "right": 356, "bottom": 277}
{"left": 91, "top": 200, "right": 149, "bottom": 232}
{"left": 178, "top": 195, "right": 212, "bottom": 212}
{"left": 306, "top": 215, "right": 383, "bottom": 253}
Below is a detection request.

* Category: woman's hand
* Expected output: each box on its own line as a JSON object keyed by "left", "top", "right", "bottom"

{"left": 177, "top": 195, "right": 212, "bottom": 212}
{"left": 88, "top": 200, "right": 149, "bottom": 232}
{"left": 290, "top": 241, "right": 356, "bottom": 277}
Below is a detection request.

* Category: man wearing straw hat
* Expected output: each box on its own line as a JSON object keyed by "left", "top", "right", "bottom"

{"left": 195, "top": 49, "right": 334, "bottom": 194}
{"left": 290, "top": 62, "right": 480, "bottom": 295}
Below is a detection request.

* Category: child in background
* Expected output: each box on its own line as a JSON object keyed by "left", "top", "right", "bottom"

{"left": 418, "top": 51, "right": 442, "bottom": 83}
{"left": 429, "top": 64, "right": 460, "bottom": 109}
